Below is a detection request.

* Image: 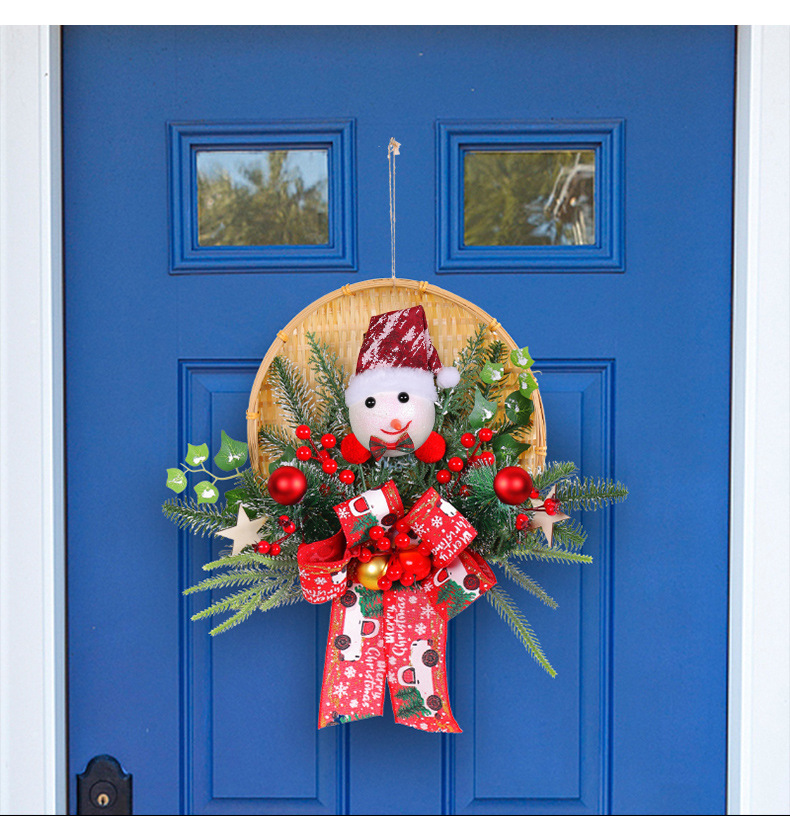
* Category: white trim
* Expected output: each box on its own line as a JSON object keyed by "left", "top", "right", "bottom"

{"left": 0, "top": 25, "right": 65, "bottom": 814}
{"left": 0, "top": 24, "right": 787, "bottom": 815}
{"left": 728, "top": 25, "right": 790, "bottom": 815}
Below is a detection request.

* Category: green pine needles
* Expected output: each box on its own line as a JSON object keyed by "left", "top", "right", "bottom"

{"left": 162, "top": 325, "right": 628, "bottom": 669}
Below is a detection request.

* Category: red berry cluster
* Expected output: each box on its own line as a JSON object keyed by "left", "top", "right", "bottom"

{"left": 356, "top": 518, "right": 433, "bottom": 590}
{"left": 295, "top": 425, "right": 355, "bottom": 485}
{"left": 255, "top": 514, "right": 298, "bottom": 556}
{"left": 435, "top": 427, "right": 496, "bottom": 491}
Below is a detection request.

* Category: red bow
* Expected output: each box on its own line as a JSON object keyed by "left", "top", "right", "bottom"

{"left": 369, "top": 432, "right": 415, "bottom": 460}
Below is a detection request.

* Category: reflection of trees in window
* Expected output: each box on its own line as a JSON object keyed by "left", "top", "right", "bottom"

{"left": 197, "top": 150, "right": 329, "bottom": 247}
{"left": 464, "top": 150, "right": 595, "bottom": 246}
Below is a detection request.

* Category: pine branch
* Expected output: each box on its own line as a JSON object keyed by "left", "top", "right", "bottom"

{"left": 258, "top": 424, "right": 296, "bottom": 459}
{"left": 267, "top": 355, "right": 315, "bottom": 430}
{"left": 550, "top": 518, "right": 588, "bottom": 552}
{"left": 532, "top": 461, "right": 578, "bottom": 491}
{"left": 496, "top": 561, "right": 559, "bottom": 609}
{"left": 486, "top": 585, "right": 557, "bottom": 677}
{"left": 162, "top": 499, "right": 236, "bottom": 537}
{"left": 306, "top": 332, "right": 350, "bottom": 435}
{"left": 556, "top": 477, "right": 629, "bottom": 511}
{"left": 503, "top": 539, "right": 594, "bottom": 565}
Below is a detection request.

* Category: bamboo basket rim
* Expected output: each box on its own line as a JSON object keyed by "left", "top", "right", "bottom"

{"left": 246, "top": 277, "right": 547, "bottom": 473}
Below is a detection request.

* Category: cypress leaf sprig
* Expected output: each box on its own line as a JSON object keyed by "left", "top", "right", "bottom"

{"left": 496, "top": 560, "right": 559, "bottom": 609}
{"left": 504, "top": 541, "right": 594, "bottom": 565}
{"left": 306, "top": 332, "right": 350, "bottom": 435}
{"left": 162, "top": 499, "right": 236, "bottom": 537}
{"left": 556, "top": 477, "right": 629, "bottom": 511}
{"left": 268, "top": 355, "right": 315, "bottom": 430}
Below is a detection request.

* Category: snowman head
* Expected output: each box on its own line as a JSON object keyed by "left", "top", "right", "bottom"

{"left": 345, "top": 306, "right": 460, "bottom": 458}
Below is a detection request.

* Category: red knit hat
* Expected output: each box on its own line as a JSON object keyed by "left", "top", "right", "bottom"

{"left": 345, "top": 305, "right": 460, "bottom": 406}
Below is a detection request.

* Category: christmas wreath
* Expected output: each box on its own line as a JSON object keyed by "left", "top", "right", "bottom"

{"left": 163, "top": 303, "right": 627, "bottom": 733}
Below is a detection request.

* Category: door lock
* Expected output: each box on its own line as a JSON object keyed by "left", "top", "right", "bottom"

{"left": 76, "top": 755, "right": 132, "bottom": 815}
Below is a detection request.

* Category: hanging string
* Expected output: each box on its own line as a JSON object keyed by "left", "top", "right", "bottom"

{"left": 388, "top": 138, "right": 401, "bottom": 282}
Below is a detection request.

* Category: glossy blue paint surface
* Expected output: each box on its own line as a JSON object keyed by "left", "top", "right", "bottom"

{"left": 63, "top": 26, "right": 734, "bottom": 814}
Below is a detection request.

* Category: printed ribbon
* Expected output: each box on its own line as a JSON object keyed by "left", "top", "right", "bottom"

{"left": 297, "top": 485, "right": 496, "bottom": 733}
{"left": 368, "top": 432, "right": 415, "bottom": 461}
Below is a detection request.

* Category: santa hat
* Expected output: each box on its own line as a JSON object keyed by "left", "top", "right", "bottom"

{"left": 345, "top": 305, "right": 461, "bottom": 406}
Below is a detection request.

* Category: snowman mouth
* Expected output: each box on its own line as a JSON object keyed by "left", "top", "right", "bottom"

{"left": 380, "top": 420, "right": 412, "bottom": 436}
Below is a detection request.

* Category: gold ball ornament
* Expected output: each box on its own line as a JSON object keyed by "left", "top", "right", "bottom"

{"left": 356, "top": 555, "right": 389, "bottom": 590}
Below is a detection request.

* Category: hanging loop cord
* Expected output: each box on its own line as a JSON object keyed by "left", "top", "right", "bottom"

{"left": 388, "top": 138, "right": 401, "bottom": 282}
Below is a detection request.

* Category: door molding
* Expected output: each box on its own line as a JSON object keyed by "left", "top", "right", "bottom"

{"left": 0, "top": 24, "right": 786, "bottom": 815}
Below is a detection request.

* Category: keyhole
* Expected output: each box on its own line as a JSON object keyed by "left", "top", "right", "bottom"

{"left": 96, "top": 793, "right": 110, "bottom": 807}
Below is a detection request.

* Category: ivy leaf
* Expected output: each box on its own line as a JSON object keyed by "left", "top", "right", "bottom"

{"left": 469, "top": 389, "right": 498, "bottom": 429}
{"left": 165, "top": 468, "right": 188, "bottom": 493}
{"left": 480, "top": 361, "right": 506, "bottom": 385}
{"left": 493, "top": 433, "right": 531, "bottom": 464}
{"left": 276, "top": 446, "right": 296, "bottom": 467}
{"left": 504, "top": 392, "right": 535, "bottom": 426}
{"left": 194, "top": 480, "right": 219, "bottom": 504}
{"left": 518, "top": 372, "right": 539, "bottom": 397}
{"left": 224, "top": 488, "right": 246, "bottom": 513}
{"left": 185, "top": 442, "right": 209, "bottom": 467}
{"left": 510, "top": 346, "right": 534, "bottom": 370}
{"left": 214, "top": 430, "right": 248, "bottom": 472}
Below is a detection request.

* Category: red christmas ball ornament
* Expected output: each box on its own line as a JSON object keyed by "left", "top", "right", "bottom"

{"left": 296, "top": 446, "right": 312, "bottom": 461}
{"left": 295, "top": 425, "right": 311, "bottom": 440}
{"left": 255, "top": 540, "right": 271, "bottom": 554}
{"left": 479, "top": 428, "right": 494, "bottom": 442}
{"left": 269, "top": 543, "right": 282, "bottom": 556}
{"left": 460, "top": 433, "right": 476, "bottom": 448}
{"left": 338, "top": 469, "right": 355, "bottom": 485}
{"left": 493, "top": 466, "right": 534, "bottom": 505}
{"left": 321, "top": 433, "right": 337, "bottom": 449}
{"left": 322, "top": 458, "right": 338, "bottom": 475}
{"left": 267, "top": 466, "right": 308, "bottom": 505}
{"left": 448, "top": 456, "right": 464, "bottom": 472}
{"left": 436, "top": 469, "right": 451, "bottom": 484}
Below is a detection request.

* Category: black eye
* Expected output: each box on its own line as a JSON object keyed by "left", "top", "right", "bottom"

{"left": 365, "top": 397, "right": 376, "bottom": 409}
{"left": 398, "top": 392, "right": 409, "bottom": 403}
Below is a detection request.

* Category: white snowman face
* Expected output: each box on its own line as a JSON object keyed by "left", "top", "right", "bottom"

{"left": 348, "top": 390, "right": 436, "bottom": 457}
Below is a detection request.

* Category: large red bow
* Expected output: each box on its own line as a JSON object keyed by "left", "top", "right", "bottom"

{"left": 296, "top": 484, "right": 496, "bottom": 733}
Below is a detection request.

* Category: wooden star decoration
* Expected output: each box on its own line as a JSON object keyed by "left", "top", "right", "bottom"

{"left": 217, "top": 504, "right": 266, "bottom": 556}
{"left": 528, "top": 485, "right": 569, "bottom": 548}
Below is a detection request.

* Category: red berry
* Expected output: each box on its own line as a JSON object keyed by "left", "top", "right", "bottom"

{"left": 255, "top": 540, "right": 270, "bottom": 554}
{"left": 459, "top": 485, "right": 471, "bottom": 497}
{"left": 295, "top": 425, "right": 311, "bottom": 440}
{"left": 318, "top": 449, "right": 330, "bottom": 461}
{"left": 376, "top": 537, "right": 391, "bottom": 552}
{"left": 480, "top": 451, "right": 496, "bottom": 465}
{"left": 417, "top": 542, "right": 433, "bottom": 556}
{"left": 358, "top": 548, "right": 373, "bottom": 563}
{"left": 436, "top": 469, "right": 451, "bottom": 484}
{"left": 394, "top": 519, "right": 411, "bottom": 534}
{"left": 368, "top": 526, "right": 385, "bottom": 540}
{"left": 322, "top": 459, "right": 338, "bottom": 474}
{"left": 393, "top": 533, "right": 411, "bottom": 550}
{"left": 515, "top": 513, "right": 529, "bottom": 530}
{"left": 448, "top": 456, "right": 464, "bottom": 472}
{"left": 269, "top": 543, "right": 281, "bottom": 556}
{"left": 296, "top": 446, "right": 312, "bottom": 461}
{"left": 377, "top": 577, "right": 393, "bottom": 591}
{"left": 278, "top": 514, "right": 290, "bottom": 525}
{"left": 460, "top": 433, "right": 476, "bottom": 448}
{"left": 543, "top": 498, "right": 559, "bottom": 516}
{"left": 385, "top": 557, "right": 403, "bottom": 579}
{"left": 339, "top": 469, "right": 355, "bottom": 485}
{"left": 321, "top": 433, "right": 337, "bottom": 449}
{"left": 530, "top": 488, "right": 540, "bottom": 499}
{"left": 283, "top": 522, "right": 296, "bottom": 535}
{"left": 400, "top": 573, "right": 415, "bottom": 586}
{"left": 479, "top": 428, "right": 494, "bottom": 442}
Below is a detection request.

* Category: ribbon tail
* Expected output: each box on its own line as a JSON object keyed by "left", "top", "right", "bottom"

{"left": 317, "top": 585, "right": 387, "bottom": 728}
{"left": 384, "top": 586, "right": 461, "bottom": 733}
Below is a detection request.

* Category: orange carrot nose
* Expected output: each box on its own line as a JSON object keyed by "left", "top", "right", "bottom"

{"left": 390, "top": 418, "right": 403, "bottom": 431}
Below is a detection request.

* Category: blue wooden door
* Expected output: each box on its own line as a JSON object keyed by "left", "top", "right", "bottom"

{"left": 64, "top": 26, "right": 734, "bottom": 814}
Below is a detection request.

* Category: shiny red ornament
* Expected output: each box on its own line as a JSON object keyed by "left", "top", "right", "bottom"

{"left": 321, "top": 433, "right": 337, "bottom": 449}
{"left": 322, "top": 458, "right": 338, "bottom": 475}
{"left": 295, "top": 425, "right": 311, "bottom": 440}
{"left": 448, "top": 456, "right": 464, "bottom": 472}
{"left": 338, "top": 469, "right": 355, "bottom": 485}
{"left": 460, "top": 433, "right": 476, "bottom": 448}
{"left": 398, "top": 547, "right": 431, "bottom": 580}
{"left": 436, "top": 469, "right": 451, "bottom": 484}
{"left": 479, "top": 428, "right": 494, "bottom": 442}
{"left": 493, "top": 466, "right": 534, "bottom": 505}
{"left": 267, "top": 466, "right": 308, "bottom": 505}
{"left": 296, "top": 446, "right": 312, "bottom": 461}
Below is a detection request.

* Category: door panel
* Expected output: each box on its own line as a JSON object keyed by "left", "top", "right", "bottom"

{"left": 64, "top": 26, "right": 734, "bottom": 814}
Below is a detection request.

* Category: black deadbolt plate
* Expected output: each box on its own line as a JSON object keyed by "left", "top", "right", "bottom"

{"left": 76, "top": 755, "right": 132, "bottom": 815}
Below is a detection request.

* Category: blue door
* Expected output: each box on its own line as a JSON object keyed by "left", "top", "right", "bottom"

{"left": 63, "top": 26, "right": 734, "bottom": 814}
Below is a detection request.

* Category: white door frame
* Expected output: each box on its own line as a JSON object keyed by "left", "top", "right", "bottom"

{"left": 0, "top": 24, "right": 787, "bottom": 815}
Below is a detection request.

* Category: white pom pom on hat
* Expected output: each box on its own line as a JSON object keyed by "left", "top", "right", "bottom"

{"left": 345, "top": 305, "right": 460, "bottom": 406}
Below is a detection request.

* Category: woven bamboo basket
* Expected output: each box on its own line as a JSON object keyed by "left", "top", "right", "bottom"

{"left": 246, "top": 278, "right": 547, "bottom": 475}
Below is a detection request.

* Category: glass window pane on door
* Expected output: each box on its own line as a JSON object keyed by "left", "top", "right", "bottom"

{"left": 196, "top": 150, "right": 329, "bottom": 247}
{"left": 464, "top": 150, "right": 595, "bottom": 247}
